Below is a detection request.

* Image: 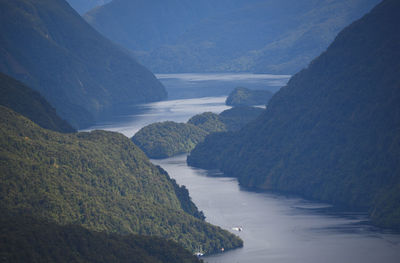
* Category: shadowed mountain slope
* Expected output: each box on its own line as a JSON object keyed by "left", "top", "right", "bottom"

{"left": 0, "top": 212, "right": 201, "bottom": 263}
{"left": 0, "top": 0, "right": 166, "bottom": 128}
{"left": 188, "top": 0, "right": 400, "bottom": 229}
{"left": 85, "top": 0, "right": 379, "bottom": 74}
{"left": 0, "top": 72, "right": 75, "bottom": 133}
{"left": 66, "top": 0, "right": 111, "bottom": 14}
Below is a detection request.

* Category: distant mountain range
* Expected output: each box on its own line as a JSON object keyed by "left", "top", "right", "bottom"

{"left": 85, "top": 0, "right": 379, "bottom": 74}
{"left": 0, "top": 72, "right": 75, "bottom": 133}
{"left": 188, "top": 0, "right": 400, "bottom": 230}
{"left": 0, "top": 0, "right": 166, "bottom": 128}
{"left": 66, "top": 0, "right": 111, "bottom": 14}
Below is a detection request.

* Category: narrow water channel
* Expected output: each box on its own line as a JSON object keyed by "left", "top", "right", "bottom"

{"left": 153, "top": 155, "right": 400, "bottom": 263}
{"left": 85, "top": 73, "right": 400, "bottom": 263}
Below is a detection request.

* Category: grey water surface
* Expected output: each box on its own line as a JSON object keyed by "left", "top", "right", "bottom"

{"left": 86, "top": 73, "right": 400, "bottom": 263}
{"left": 153, "top": 155, "right": 400, "bottom": 263}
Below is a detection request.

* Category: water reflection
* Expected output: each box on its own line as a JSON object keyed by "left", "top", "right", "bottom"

{"left": 83, "top": 96, "right": 230, "bottom": 137}
{"left": 157, "top": 73, "right": 290, "bottom": 99}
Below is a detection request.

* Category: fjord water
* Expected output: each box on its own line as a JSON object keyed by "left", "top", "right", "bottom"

{"left": 87, "top": 74, "right": 400, "bottom": 263}
{"left": 153, "top": 155, "right": 400, "bottom": 263}
{"left": 86, "top": 73, "right": 289, "bottom": 137}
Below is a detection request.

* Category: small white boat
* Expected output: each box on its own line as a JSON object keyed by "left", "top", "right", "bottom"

{"left": 232, "top": 226, "right": 243, "bottom": 232}
{"left": 194, "top": 246, "right": 204, "bottom": 257}
{"left": 194, "top": 252, "right": 204, "bottom": 257}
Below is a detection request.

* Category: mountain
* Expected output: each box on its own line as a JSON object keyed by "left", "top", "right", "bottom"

{"left": 85, "top": 0, "right": 379, "bottom": 74}
{"left": 187, "top": 0, "right": 400, "bottom": 229}
{"left": 0, "top": 72, "right": 75, "bottom": 133}
{"left": 66, "top": 0, "right": 111, "bottom": 14}
{"left": 133, "top": 121, "right": 209, "bottom": 159}
{"left": 0, "top": 0, "right": 167, "bottom": 128}
{"left": 85, "top": 0, "right": 247, "bottom": 54}
{"left": 133, "top": 108, "right": 263, "bottom": 158}
{"left": 225, "top": 87, "right": 273, "bottom": 106}
{"left": 1, "top": 212, "right": 200, "bottom": 263}
{"left": 132, "top": 112, "right": 226, "bottom": 159}
{"left": 0, "top": 106, "right": 242, "bottom": 254}
{"left": 219, "top": 106, "right": 264, "bottom": 131}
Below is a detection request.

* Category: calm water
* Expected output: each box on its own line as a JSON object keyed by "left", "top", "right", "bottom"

{"left": 156, "top": 73, "right": 291, "bottom": 100}
{"left": 86, "top": 73, "right": 400, "bottom": 263}
{"left": 153, "top": 155, "right": 400, "bottom": 263}
{"left": 83, "top": 96, "right": 230, "bottom": 137}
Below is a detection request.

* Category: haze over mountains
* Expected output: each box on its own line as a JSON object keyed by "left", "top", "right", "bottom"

{"left": 85, "top": 0, "right": 379, "bottom": 74}
{"left": 0, "top": 72, "right": 75, "bottom": 133}
{"left": 0, "top": 0, "right": 166, "bottom": 128}
{"left": 66, "top": 0, "right": 111, "bottom": 14}
{"left": 1, "top": 0, "right": 400, "bottom": 261}
{"left": 188, "top": 0, "right": 400, "bottom": 229}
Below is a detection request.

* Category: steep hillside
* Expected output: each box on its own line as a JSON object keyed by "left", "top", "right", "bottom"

{"left": 0, "top": 106, "right": 242, "bottom": 254}
{"left": 225, "top": 87, "right": 273, "bottom": 106}
{"left": 219, "top": 106, "right": 263, "bottom": 131}
{"left": 0, "top": 0, "right": 166, "bottom": 128}
{"left": 85, "top": 0, "right": 249, "bottom": 53}
{"left": 0, "top": 72, "right": 75, "bottom": 133}
{"left": 0, "top": 212, "right": 200, "bottom": 263}
{"left": 85, "top": 0, "right": 379, "bottom": 74}
{"left": 188, "top": 0, "right": 400, "bottom": 229}
{"left": 132, "top": 112, "right": 226, "bottom": 159}
{"left": 132, "top": 121, "right": 209, "bottom": 159}
{"left": 133, "top": 108, "right": 263, "bottom": 158}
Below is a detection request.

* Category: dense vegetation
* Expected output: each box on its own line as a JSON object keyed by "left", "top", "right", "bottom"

{"left": 0, "top": 212, "right": 201, "bottom": 263}
{"left": 219, "top": 106, "right": 264, "bottom": 131}
{"left": 132, "top": 121, "right": 209, "bottom": 159}
{"left": 132, "top": 112, "right": 225, "bottom": 159}
{"left": 188, "top": 0, "right": 400, "bottom": 230}
{"left": 0, "top": 72, "right": 75, "bottom": 133}
{"left": 187, "top": 112, "right": 227, "bottom": 133}
{"left": 0, "top": 0, "right": 166, "bottom": 128}
{"left": 0, "top": 106, "right": 242, "bottom": 254}
{"left": 85, "top": 0, "right": 379, "bottom": 74}
{"left": 225, "top": 87, "right": 273, "bottom": 106}
{"left": 133, "top": 108, "right": 263, "bottom": 158}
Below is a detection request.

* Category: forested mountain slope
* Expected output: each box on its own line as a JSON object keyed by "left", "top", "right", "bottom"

{"left": 225, "top": 87, "right": 273, "bottom": 106}
{"left": 0, "top": 0, "right": 166, "bottom": 128}
{"left": 85, "top": 0, "right": 379, "bottom": 74}
{"left": 0, "top": 106, "right": 242, "bottom": 254}
{"left": 0, "top": 72, "right": 75, "bottom": 133}
{"left": 188, "top": 0, "right": 400, "bottom": 229}
{"left": 0, "top": 212, "right": 200, "bottom": 263}
{"left": 133, "top": 108, "right": 263, "bottom": 158}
